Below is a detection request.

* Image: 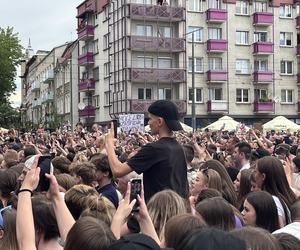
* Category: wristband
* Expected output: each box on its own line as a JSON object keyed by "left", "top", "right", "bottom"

{"left": 18, "top": 189, "right": 33, "bottom": 196}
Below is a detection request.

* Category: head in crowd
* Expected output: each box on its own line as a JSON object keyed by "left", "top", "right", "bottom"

{"left": 183, "top": 144, "right": 194, "bottom": 166}
{"left": 231, "top": 227, "right": 281, "bottom": 250}
{"left": 90, "top": 155, "right": 113, "bottom": 186}
{"left": 274, "top": 233, "right": 300, "bottom": 250}
{"left": 200, "top": 160, "right": 237, "bottom": 206}
{"left": 163, "top": 213, "right": 206, "bottom": 249}
{"left": 255, "top": 156, "right": 296, "bottom": 209}
{"left": 292, "top": 156, "right": 300, "bottom": 173}
{"left": 196, "top": 197, "right": 235, "bottom": 231}
{"left": 242, "top": 191, "right": 279, "bottom": 232}
{"left": 0, "top": 208, "right": 19, "bottom": 250}
{"left": 177, "top": 228, "right": 246, "bottom": 250}
{"left": 81, "top": 195, "right": 116, "bottom": 226}
{"left": 1, "top": 150, "right": 19, "bottom": 169}
{"left": 64, "top": 184, "right": 98, "bottom": 220}
{"left": 51, "top": 156, "right": 71, "bottom": 174}
{"left": 64, "top": 216, "right": 116, "bottom": 250}
{"left": 23, "top": 145, "right": 36, "bottom": 159}
{"left": 0, "top": 169, "right": 19, "bottom": 207}
{"left": 116, "top": 171, "right": 142, "bottom": 197}
{"left": 291, "top": 198, "right": 300, "bottom": 222}
{"left": 274, "top": 143, "right": 291, "bottom": 159}
{"left": 56, "top": 173, "right": 76, "bottom": 192}
{"left": 195, "top": 188, "right": 222, "bottom": 204}
{"left": 190, "top": 168, "right": 222, "bottom": 196}
{"left": 233, "top": 142, "right": 251, "bottom": 169}
{"left": 147, "top": 189, "right": 187, "bottom": 240}
{"left": 70, "top": 162, "right": 96, "bottom": 186}
{"left": 234, "top": 169, "right": 253, "bottom": 210}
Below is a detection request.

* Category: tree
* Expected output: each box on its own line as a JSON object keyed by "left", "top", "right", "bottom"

{"left": 0, "top": 27, "right": 23, "bottom": 104}
{"left": 0, "top": 102, "right": 20, "bottom": 128}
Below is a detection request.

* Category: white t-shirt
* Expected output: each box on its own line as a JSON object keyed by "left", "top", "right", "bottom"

{"left": 292, "top": 173, "right": 300, "bottom": 190}
{"left": 273, "top": 222, "right": 300, "bottom": 240}
{"left": 272, "top": 196, "right": 291, "bottom": 226}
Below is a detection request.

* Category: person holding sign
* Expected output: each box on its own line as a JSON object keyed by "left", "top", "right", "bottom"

{"left": 105, "top": 100, "right": 188, "bottom": 202}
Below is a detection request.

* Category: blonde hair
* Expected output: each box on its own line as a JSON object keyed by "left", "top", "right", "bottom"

{"left": 203, "top": 169, "right": 222, "bottom": 192}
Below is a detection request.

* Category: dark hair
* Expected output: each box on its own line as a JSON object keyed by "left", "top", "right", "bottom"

{"left": 64, "top": 216, "right": 115, "bottom": 250}
{"left": 0, "top": 170, "right": 18, "bottom": 199}
{"left": 196, "top": 197, "right": 235, "bottom": 231}
{"left": 0, "top": 208, "right": 19, "bottom": 250}
{"left": 237, "top": 169, "right": 253, "bottom": 211}
{"left": 183, "top": 145, "right": 194, "bottom": 163}
{"left": 51, "top": 156, "right": 71, "bottom": 174}
{"left": 273, "top": 233, "right": 300, "bottom": 250}
{"left": 90, "top": 155, "right": 113, "bottom": 179}
{"left": 292, "top": 156, "right": 300, "bottom": 172}
{"left": 70, "top": 162, "right": 96, "bottom": 186}
{"left": 31, "top": 196, "right": 60, "bottom": 241}
{"left": 235, "top": 142, "right": 251, "bottom": 160}
{"left": 196, "top": 188, "right": 222, "bottom": 204}
{"left": 164, "top": 214, "right": 206, "bottom": 249}
{"left": 245, "top": 191, "right": 279, "bottom": 232}
{"left": 290, "top": 198, "right": 300, "bottom": 221}
{"left": 23, "top": 145, "right": 36, "bottom": 158}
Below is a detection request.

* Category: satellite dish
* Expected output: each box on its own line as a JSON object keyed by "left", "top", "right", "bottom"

{"left": 78, "top": 102, "right": 86, "bottom": 110}
{"left": 273, "top": 96, "right": 280, "bottom": 103}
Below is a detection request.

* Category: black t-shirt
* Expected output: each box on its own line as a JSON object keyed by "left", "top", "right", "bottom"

{"left": 127, "top": 137, "right": 188, "bottom": 202}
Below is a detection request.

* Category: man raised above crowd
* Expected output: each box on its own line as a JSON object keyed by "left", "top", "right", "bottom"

{"left": 105, "top": 100, "right": 188, "bottom": 201}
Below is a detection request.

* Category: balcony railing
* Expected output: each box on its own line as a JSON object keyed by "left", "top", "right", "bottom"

{"left": 78, "top": 52, "right": 94, "bottom": 66}
{"left": 296, "top": 16, "right": 300, "bottom": 28}
{"left": 79, "top": 105, "right": 96, "bottom": 117}
{"left": 44, "top": 69, "right": 54, "bottom": 83}
{"left": 297, "top": 73, "right": 300, "bottom": 84}
{"left": 77, "top": 0, "right": 96, "bottom": 18}
{"left": 31, "top": 81, "right": 40, "bottom": 91}
{"left": 129, "top": 99, "right": 186, "bottom": 114}
{"left": 131, "top": 68, "right": 185, "bottom": 83}
{"left": 253, "top": 12, "right": 273, "bottom": 25}
{"left": 298, "top": 101, "right": 300, "bottom": 112}
{"left": 207, "top": 39, "right": 227, "bottom": 52}
{"left": 206, "top": 8, "right": 227, "bottom": 22}
{"left": 253, "top": 71, "right": 273, "bottom": 83}
{"left": 253, "top": 100, "right": 274, "bottom": 113}
{"left": 206, "top": 70, "right": 227, "bottom": 82}
{"left": 77, "top": 25, "right": 94, "bottom": 40}
{"left": 207, "top": 100, "right": 228, "bottom": 113}
{"left": 79, "top": 78, "right": 96, "bottom": 91}
{"left": 129, "top": 4, "right": 185, "bottom": 21}
{"left": 253, "top": 42, "right": 273, "bottom": 54}
{"left": 41, "top": 92, "right": 54, "bottom": 103}
{"left": 32, "top": 98, "right": 41, "bottom": 108}
{"left": 130, "top": 36, "right": 184, "bottom": 52}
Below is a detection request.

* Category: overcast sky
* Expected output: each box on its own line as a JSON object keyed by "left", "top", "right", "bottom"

{"left": 0, "top": 0, "right": 83, "bottom": 107}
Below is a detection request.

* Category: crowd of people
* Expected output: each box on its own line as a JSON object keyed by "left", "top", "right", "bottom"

{"left": 0, "top": 99, "right": 300, "bottom": 250}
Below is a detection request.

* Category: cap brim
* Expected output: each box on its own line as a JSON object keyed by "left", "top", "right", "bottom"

{"left": 165, "top": 120, "right": 183, "bottom": 131}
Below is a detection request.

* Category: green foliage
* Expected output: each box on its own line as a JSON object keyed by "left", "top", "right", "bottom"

{"left": 0, "top": 102, "right": 20, "bottom": 128}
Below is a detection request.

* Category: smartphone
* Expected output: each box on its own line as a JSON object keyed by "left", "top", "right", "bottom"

{"left": 130, "top": 178, "right": 142, "bottom": 212}
{"left": 112, "top": 120, "right": 118, "bottom": 139}
{"left": 37, "top": 155, "right": 53, "bottom": 192}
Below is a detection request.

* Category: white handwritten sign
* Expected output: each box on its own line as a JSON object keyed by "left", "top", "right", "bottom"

{"left": 119, "top": 114, "right": 145, "bottom": 133}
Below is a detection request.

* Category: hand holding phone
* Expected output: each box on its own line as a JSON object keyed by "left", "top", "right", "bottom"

{"left": 130, "top": 178, "right": 142, "bottom": 212}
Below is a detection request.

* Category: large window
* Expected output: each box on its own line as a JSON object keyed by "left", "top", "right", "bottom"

{"left": 236, "top": 31, "right": 249, "bottom": 45}
{"left": 254, "top": 60, "right": 268, "bottom": 71}
{"left": 138, "top": 88, "right": 152, "bottom": 100}
{"left": 236, "top": 1, "right": 249, "bottom": 15}
{"left": 280, "top": 60, "right": 293, "bottom": 74}
{"left": 208, "top": 28, "right": 222, "bottom": 40}
{"left": 188, "top": 57, "right": 203, "bottom": 72}
{"left": 236, "top": 89, "right": 249, "bottom": 103}
{"left": 189, "top": 88, "right": 203, "bottom": 103}
{"left": 136, "top": 25, "right": 153, "bottom": 36}
{"left": 188, "top": 26, "right": 203, "bottom": 42}
{"left": 208, "top": 57, "right": 222, "bottom": 70}
{"left": 279, "top": 5, "right": 292, "bottom": 18}
{"left": 280, "top": 32, "right": 293, "bottom": 46}
{"left": 236, "top": 59, "right": 250, "bottom": 74}
{"left": 208, "top": 0, "right": 221, "bottom": 9}
{"left": 254, "top": 31, "right": 267, "bottom": 42}
{"left": 281, "top": 89, "right": 293, "bottom": 103}
{"left": 159, "top": 88, "right": 172, "bottom": 100}
{"left": 209, "top": 88, "right": 222, "bottom": 100}
{"left": 188, "top": 0, "right": 203, "bottom": 12}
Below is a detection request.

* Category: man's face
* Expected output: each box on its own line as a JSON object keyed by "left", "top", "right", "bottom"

{"left": 148, "top": 114, "right": 160, "bottom": 135}
{"left": 233, "top": 147, "right": 242, "bottom": 166}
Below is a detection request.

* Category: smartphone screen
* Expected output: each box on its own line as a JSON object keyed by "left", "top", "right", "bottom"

{"left": 37, "top": 155, "right": 52, "bottom": 192}
{"left": 130, "top": 178, "right": 142, "bottom": 212}
{"left": 112, "top": 120, "right": 118, "bottom": 139}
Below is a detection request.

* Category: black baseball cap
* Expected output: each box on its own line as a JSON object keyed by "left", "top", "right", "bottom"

{"left": 148, "top": 100, "right": 183, "bottom": 131}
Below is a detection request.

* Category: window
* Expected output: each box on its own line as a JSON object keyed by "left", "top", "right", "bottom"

{"left": 104, "top": 62, "right": 110, "bottom": 77}
{"left": 104, "top": 91, "right": 110, "bottom": 106}
{"left": 281, "top": 89, "right": 293, "bottom": 103}
{"left": 208, "top": 57, "right": 222, "bottom": 70}
{"left": 137, "top": 56, "right": 153, "bottom": 68}
{"left": 159, "top": 88, "right": 172, "bottom": 100}
{"left": 93, "top": 95, "right": 99, "bottom": 107}
{"left": 104, "top": 5, "right": 110, "bottom": 20}
{"left": 188, "top": 26, "right": 203, "bottom": 42}
{"left": 280, "top": 61, "right": 293, "bottom": 74}
{"left": 236, "top": 59, "right": 250, "bottom": 74}
{"left": 208, "top": 28, "right": 222, "bottom": 40}
{"left": 254, "top": 60, "right": 268, "bottom": 71}
{"left": 158, "top": 57, "right": 172, "bottom": 68}
{"left": 158, "top": 26, "right": 172, "bottom": 38}
{"left": 254, "top": 31, "right": 267, "bottom": 42}
{"left": 136, "top": 25, "right": 153, "bottom": 36}
{"left": 208, "top": 0, "right": 221, "bottom": 9}
{"left": 280, "top": 32, "right": 292, "bottom": 46}
{"left": 188, "top": 88, "right": 203, "bottom": 103}
{"left": 93, "top": 67, "right": 99, "bottom": 81}
{"left": 279, "top": 5, "right": 292, "bottom": 18}
{"left": 103, "top": 34, "right": 109, "bottom": 49}
{"left": 236, "top": 89, "right": 249, "bottom": 103}
{"left": 254, "top": 89, "right": 268, "bottom": 100}
{"left": 236, "top": 1, "right": 249, "bottom": 15}
{"left": 209, "top": 88, "right": 222, "bottom": 100}
{"left": 254, "top": 1, "right": 267, "bottom": 12}
{"left": 93, "top": 40, "right": 99, "bottom": 53}
{"left": 236, "top": 31, "right": 249, "bottom": 45}
{"left": 188, "top": 0, "right": 203, "bottom": 12}
{"left": 138, "top": 88, "right": 152, "bottom": 99}
{"left": 188, "top": 57, "right": 203, "bottom": 72}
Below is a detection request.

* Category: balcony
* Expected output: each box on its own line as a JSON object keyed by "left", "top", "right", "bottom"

{"left": 129, "top": 4, "right": 185, "bottom": 22}
{"left": 78, "top": 52, "right": 94, "bottom": 66}
{"left": 296, "top": 16, "right": 300, "bottom": 28}
{"left": 130, "top": 36, "right": 184, "bottom": 52}
{"left": 44, "top": 69, "right": 54, "bottom": 83}
{"left": 42, "top": 92, "right": 54, "bottom": 103}
{"left": 77, "top": 25, "right": 94, "bottom": 41}
{"left": 253, "top": 12, "right": 273, "bottom": 26}
{"left": 129, "top": 99, "right": 186, "bottom": 114}
{"left": 206, "top": 70, "right": 227, "bottom": 82}
{"left": 131, "top": 68, "right": 185, "bottom": 83}
{"left": 77, "top": 0, "right": 96, "bottom": 18}
{"left": 298, "top": 101, "right": 300, "bottom": 112}
{"left": 253, "top": 42, "right": 273, "bottom": 54}
{"left": 206, "top": 8, "right": 227, "bottom": 23}
{"left": 253, "top": 100, "right": 274, "bottom": 113}
{"left": 207, "top": 39, "right": 227, "bottom": 52}
{"left": 78, "top": 105, "right": 96, "bottom": 117}
{"left": 207, "top": 100, "right": 228, "bottom": 113}
{"left": 253, "top": 71, "right": 273, "bottom": 83}
{"left": 79, "top": 78, "right": 96, "bottom": 91}
{"left": 31, "top": 81, "right": 40, "bottom": 91}
{"left": 32, "top": 98, "right": 41, "bottom": 108}
{"left": 297, "top": 45, "right": 300, "bottom": 56}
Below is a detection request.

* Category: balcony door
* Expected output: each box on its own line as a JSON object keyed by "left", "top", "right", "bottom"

{"left": 254, "top": 31, "right": 267, "bottom": 42}
{"left": 254, "top": 89, "right": 268, "bottom": 101}
{"left": 208, "top": 57, "right": 222, "bottom": 70}
{"left": 209, "top": 88, "right": 223, "bottom": 100}
{"left": 158, "top": 88, "right": 172, "bottom": 100}
{"left": 254, "top": 60, "right": 268, "bottom": 71}
{"left": 208, "top": 0, "right": 222, "bottom": 9}
{"left": 158, "top": 57, "right": 172, "bottom": 69}
{"left": 254, "top": 1, "right": 268, "bottom": 12}
{"left": 136, "top": 25, "right": 153, "bottom": 37}
{"left": 208, "top": 28, "right": 222, "bottom": 40}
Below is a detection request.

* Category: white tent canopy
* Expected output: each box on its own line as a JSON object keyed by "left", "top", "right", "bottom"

{"left": 262, "top": 116, "right": 300, "bottom": 132}
{"left": 145, "top": 122, "right": 193, "bottom": 133}
{"left": 203, "top": 116, "right": 249, "bottom": 131}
